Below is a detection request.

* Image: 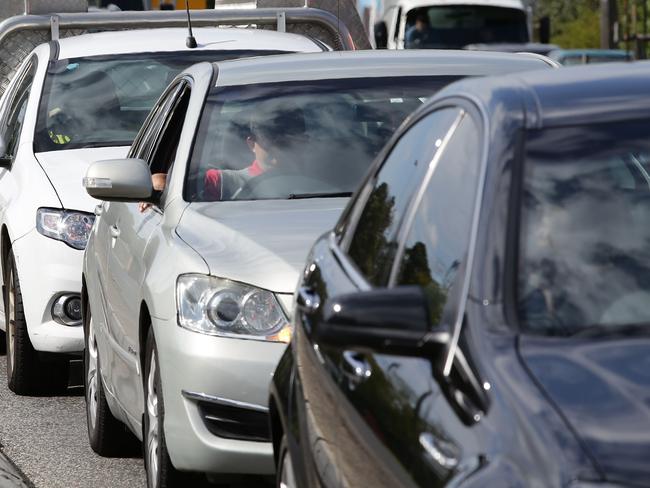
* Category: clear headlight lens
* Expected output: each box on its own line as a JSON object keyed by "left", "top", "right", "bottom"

{"left": 36, "top": 208, "right": 95, "bottom": 250}
{"left": 176, "top": 274, "right": 291, "bottom": 342}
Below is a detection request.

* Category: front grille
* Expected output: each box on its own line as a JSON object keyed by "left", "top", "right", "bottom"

{"left": 197, "top": 400, "right": 270, "bottom": 442}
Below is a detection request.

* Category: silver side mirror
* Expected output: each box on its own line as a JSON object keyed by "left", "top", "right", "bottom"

{"left": 84, "top": 158, "right": 153, "bottom": 201}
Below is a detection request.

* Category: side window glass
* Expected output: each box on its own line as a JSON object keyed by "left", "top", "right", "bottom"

{"left": 2, "top": 59, "right": 36, "bottom": 158}
{"left": 346, "top": 108, "right": 461, "bottom": 286}
{"left": 395, "top": 112, "right": 481, "bottom": 325}
{"left": 149, "top": 84, "right": 191, "bottom": 176}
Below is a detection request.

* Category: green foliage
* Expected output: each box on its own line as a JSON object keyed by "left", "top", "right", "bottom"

{"left": 552, "top": 5, "right": 601, "bottom": 48}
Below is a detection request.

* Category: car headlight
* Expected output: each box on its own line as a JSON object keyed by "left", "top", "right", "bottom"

{"left": 176, "top": 274, "right": 292, "bottom": 342}
{"left": 36, "top": 208, "right": 95, "bottom": 250}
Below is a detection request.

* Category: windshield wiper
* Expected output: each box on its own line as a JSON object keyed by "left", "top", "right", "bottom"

{"left": 568, "top": 323, "right": 650, "bottom": 339}
{"left": 288, "top": 192, "right": 353, "bottom": 200}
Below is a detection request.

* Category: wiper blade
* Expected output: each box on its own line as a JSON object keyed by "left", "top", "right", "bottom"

{"left": 288, "top": 192, "right": 352, "bottom": 200}
{"left": 569, "top": 323, "right": 650, "bottom": 339}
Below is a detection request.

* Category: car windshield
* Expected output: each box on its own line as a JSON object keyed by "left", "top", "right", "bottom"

{"left": 405, "top": 6, "right": 528, "bottom": 49}
{"left": 518, "top": 119, "right": 650, "bottom": 336}
{"left": 185, "top": 76, "right": 457, "bottom": 202}
{"left": 34, "top": 50, "right": 287, "bottom": 152}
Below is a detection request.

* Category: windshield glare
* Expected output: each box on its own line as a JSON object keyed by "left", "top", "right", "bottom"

{"left": 34, "top": 51, "right": 285, "bottom": 152}
{"left": 518, "top": 119, "right": 650, "bottom": 336}
{"left": 185, "top": 76, "right": 456, "bottom": 202}
{"left": 405, "top": 6, "right": 528, "bottom": 49}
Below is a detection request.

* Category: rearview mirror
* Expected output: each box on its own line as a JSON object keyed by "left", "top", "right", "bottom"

{"left": 84, "top": 158, "right": 153, "bottom": 202}
{"left": 314, "top": 286, "right": 450, "bottom": 356}
{"left": 373, "top": 21, "right": 388, "bottom": 49}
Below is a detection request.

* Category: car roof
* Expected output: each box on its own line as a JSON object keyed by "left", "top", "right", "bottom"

{"left": 211, "top": 49, "right": 555, "bottom": 87}
{"left": 55, "top": 27, "right": 320, "bottom": 59}
{"left": 391, "top": 0, "right": 525, "bottom": 12}
{"left": 433, "top": 61, "right": 650, "bottom": 128}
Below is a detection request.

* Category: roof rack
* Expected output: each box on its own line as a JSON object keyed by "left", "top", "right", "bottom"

{"left": 0, "top": 6, "right": 357, "bottom": 95}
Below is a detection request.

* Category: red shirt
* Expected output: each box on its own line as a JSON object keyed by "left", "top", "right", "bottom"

{"left": 203, "top": 160, "right": 265, "bottom": 200}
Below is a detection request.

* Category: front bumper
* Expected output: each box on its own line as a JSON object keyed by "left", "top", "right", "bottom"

{"left": 10, "top": 229, "right": 84, "bottom": 353}
{"left": 154, "top": 316, "right": 287, "bottom": 475}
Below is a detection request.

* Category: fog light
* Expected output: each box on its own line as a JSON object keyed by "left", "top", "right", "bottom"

{"left": 52, "top": 294, "right": 82, "bottom": 326}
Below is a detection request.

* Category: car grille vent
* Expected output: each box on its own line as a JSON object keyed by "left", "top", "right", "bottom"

{"left": 197, "top": 400, "right": 270, "bottom": 442}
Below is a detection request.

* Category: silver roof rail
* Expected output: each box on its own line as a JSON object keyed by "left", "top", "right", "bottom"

{"left": 0, "top": 8, "right": 355, "bottom": 49}
{"left": 0, "top": 7, "right": 357, "bottom": 95}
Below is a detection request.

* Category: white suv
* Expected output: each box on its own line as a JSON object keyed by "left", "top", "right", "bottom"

{"left": 0, "top": 27, "right": 321, "bottom": 394}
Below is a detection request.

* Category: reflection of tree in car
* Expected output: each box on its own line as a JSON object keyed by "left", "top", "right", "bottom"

{"left": 348, "top": 183, "right": 396, "bottom": 284}
{"left": 398, "top": 241, "right": 447, "bottom": 325}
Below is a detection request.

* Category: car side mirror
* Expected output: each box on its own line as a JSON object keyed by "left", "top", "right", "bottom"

{"left": 0, "top": 136, "right": 12, "bottom": 169}
{"left": 314, "top": 286, "right": 450, "bottom": 357}
{"left": 374, "top": 21, "right": 388, "bottom": 49}
{"left": 83, "top": 158, "right": 153, "bottom": 202}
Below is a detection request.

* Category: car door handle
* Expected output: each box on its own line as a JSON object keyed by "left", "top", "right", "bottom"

{"left": 342, "top": 350, "right": 372, "bottom": 389}
{"left": 110, "top": 225, "right": 120, "bottom": 238}
{"left": 94, "top": 204, "right": 103, "bottom": 216}
{"left": 296, "top": 286, "right": 320, "bottom": 312}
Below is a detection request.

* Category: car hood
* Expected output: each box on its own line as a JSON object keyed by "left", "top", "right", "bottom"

{"left": 520, "top": 335, "right": 650, "bottom": 486}
{"left": 176, "top": 199, "right": 347, "bottom": 294}
{"left": 35, "top": 147, "right": 129, "bottom": 210}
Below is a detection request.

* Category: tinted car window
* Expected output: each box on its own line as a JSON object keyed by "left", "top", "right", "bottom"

{"left": 346, "top": 108, "right": 461, "bottom": 286}
{"left": 395, "top": 111, "right": 481, "bottom": 324}
{"left": 2, "top": 59, "right": 36, "bottom": 157}
{"left": 185, "top": 77, "right": 458, "bottom": 203}
{"left": 518, "top": 119, "right": 650, "bottom": 335}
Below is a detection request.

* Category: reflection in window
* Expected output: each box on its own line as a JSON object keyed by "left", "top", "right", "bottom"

{"left": 396, "top": 113, "right": 480, "bottom": 325}
{"left": 519, "top": 119, "right": 650, "bottom": 335}
{"left": 347, "top": 108, "right": 461, "bottom": 286}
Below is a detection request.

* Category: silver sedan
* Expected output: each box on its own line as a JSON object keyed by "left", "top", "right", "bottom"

{"left": 81, "top": 50, "right": 554, "bottom": 486}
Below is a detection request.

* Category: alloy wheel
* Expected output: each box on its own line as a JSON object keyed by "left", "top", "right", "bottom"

{"left": 146, "top": 350, "right": 159, "bottom": 488}
{"left": 6, "top": 266, "right": 15, "bottom": 375}
{"left": 86, "top": 317, "right": 99, "bottom": 430}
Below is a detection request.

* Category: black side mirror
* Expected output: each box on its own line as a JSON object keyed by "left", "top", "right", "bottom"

{"left": 314, "top": 286, "right": 450, "bottom": 356}
{"left": 373, "top": 21, "right": 389, "bottom": 49}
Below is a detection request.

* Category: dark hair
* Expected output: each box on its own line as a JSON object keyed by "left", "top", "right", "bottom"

{"left": 250, "top": 106, "right": 306, "bottom": 149}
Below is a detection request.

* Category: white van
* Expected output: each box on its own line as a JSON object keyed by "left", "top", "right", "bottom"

{"left": 373, "top": 0, "right": 530, "bottom": 49}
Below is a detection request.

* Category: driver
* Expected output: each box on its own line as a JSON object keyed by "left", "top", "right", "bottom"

{"left": 140, "top": 106, "right": 305, "bottom": 211}
{"left": 203, "top": 106, "right": 305, "bottom": 201}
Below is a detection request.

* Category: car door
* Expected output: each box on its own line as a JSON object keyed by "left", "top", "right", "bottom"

{"left": 102, "top": 80, "right": 191, "bottom": 418}
{"left": 0, "top": 57, "right": 37, "bottom": 321}
{"left": 294, "top": 106, "right": 463, "bottom": 486}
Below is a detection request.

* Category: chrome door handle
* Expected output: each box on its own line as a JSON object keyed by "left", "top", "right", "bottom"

{"left": 342, "top": 351, "right": 372, "bottom": 389}
{"left": 94, "top": 204, "right": 103, "bottom": 216}
{"left": 110, "top": 225, "right": 120, "bottom": 238}
{"left": 296, "top": 286, "right": 320, "bottom": 312}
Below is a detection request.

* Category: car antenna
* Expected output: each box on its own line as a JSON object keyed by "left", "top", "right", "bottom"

{"left": 185, "top": 0, "right": 198, "bottom": 49}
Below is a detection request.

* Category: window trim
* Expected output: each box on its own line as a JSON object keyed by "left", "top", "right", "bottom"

{"left": 2, "top": 56, "right": 37, "bottom": 154}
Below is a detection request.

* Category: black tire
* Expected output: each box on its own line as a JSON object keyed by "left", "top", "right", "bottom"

{"left": 84, "top": 302, "right": 132, "bottom": 456}
{"left": 4, "top": 250, "right": 69, "bottom": 395}
{"left": 143, "top": 328, "right": 196, "bottom": 488}
{"left": 276, "top": 435, "right": 296, "bottom": 488}
{"left": 5, "top": 250, "right": 42, "bottom": 395}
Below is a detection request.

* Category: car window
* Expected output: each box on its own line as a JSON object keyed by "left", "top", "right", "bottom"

{"left": 518, "top": 119, "right": 650, "bottom": 335}
{"left": 393, "top": 111, "right": 481, "bottom": 325}
{"left": 2, "top": 58, "right": 36, "bottom": 158}
{"left": 148, "top": 83, "right": 191, "bottom": 175}
{"left": 33, "top": 50, "right": 287, "bottom": 153}
{"left": 184, "top": 76, "right": 459, "bottom": 203}
{"left": 345, "top": 107, "right": 461, "bottom": 287}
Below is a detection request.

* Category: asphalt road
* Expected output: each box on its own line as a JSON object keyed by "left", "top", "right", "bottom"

{"left": 0, "top": 358, "right": 146, "bottom": 488}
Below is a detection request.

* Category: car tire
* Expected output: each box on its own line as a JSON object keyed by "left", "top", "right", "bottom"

{"left": 143, "top": 328, "right": 192, "bottom": 488}
{"left": 276, "top": 435, "right": 296, "bottom": 488}
{"left": 5, "top": 249, "right": 42, "bottom": 395}
{"left": 85, "top": 303, "right": 132, "bottom": 456}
